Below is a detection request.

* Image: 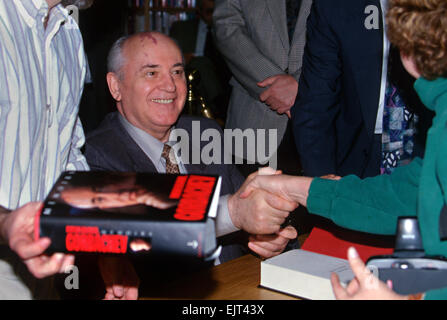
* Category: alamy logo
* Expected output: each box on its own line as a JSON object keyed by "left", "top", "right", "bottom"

{"left": 64, "top": 265, "right": 79, "bottom": 290}
{"left": 170, "top": 121, "right": 278, "bottom": 170}
{"left": 364, "top": 5, "right": 380, "bottom": 30}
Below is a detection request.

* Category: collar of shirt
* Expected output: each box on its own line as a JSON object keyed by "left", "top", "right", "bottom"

{"left": 374, "top": 0, "right": 390, "bottom": 134}
{"left": 14, "top": 0, "right": 69, "bottom": 29}
{"left": 118, "top": 113, "right": 186, "bottom": 174}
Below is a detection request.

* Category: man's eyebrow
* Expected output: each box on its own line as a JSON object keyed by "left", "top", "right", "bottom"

{"left": 139, "top": 62, "right": 184, "bottom": 70}
{"left": 140, "top": 64, "right": 159, "bottom": 70}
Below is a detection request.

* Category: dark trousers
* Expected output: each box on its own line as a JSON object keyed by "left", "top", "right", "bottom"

{"left": 363, "top": 134, "right": 383, "bottom": 178}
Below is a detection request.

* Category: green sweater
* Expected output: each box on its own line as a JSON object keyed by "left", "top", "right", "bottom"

{"left": 307, "top": 77, "right": 447, "bottom": 299}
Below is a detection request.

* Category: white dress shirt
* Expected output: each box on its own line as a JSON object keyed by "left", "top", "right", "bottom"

{"left": 374, "top": 0, "right": 391, "bottom": 134}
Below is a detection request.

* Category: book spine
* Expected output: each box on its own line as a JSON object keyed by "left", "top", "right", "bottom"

{"left": 39, "top": 214, "right": 205, "bottom": 258}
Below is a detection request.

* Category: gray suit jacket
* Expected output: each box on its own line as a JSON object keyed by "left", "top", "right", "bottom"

{"left": 213, "top": 0, "right": 312, "bottom": 157}
{"left": 84, "top": 112, "right": 247, "bottom": 263}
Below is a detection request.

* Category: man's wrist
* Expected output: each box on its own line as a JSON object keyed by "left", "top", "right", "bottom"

{"left": 287, "top": 176, "right": 313, "bottom": 207}
{"left": 227, "top": 194, "right": 241, "bottom": 230}
{"left": 215, "top": 195, "right": 239, "bottom": 237}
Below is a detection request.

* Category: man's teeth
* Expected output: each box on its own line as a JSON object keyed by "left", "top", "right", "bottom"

{"left": 152, "top": 99, "right": 173, "bottom": 104}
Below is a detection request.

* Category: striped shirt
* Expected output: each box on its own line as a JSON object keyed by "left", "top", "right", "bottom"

{"left": 0, "top": 0, "right": 89, "bottom": 210}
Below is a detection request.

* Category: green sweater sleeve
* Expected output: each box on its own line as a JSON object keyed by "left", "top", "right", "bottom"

{"left": 307, "top": 158, "right": 422, "bottom": 235}
{"left": 425, "top": 287, "right": 447, "bottom": 300}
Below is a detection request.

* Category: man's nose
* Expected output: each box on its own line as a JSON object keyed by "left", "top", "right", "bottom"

{"left": 160, "top": 73, "right": 176, "bottom": 92}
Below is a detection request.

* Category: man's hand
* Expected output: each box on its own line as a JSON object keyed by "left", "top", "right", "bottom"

{"left": 331, "top": 247, "right": 408, "bottom": 300}
{"left": 258, "top": 75, "right": 298, "bottom": 114}
{"left": 320, "top": 174, "right": 341, "bottom": 180}
{"left": 98, "top": 256, "right": 139, "bottom": 300}
{"left": 240, "top": 173, "right": 313, "bottom": 207}
{"left": 228, "top": 172, "right": 298, "bottom": 235}
{"left": 248, "top": 226, "right": 298, "bottom": 259}
{"left": 0, "top": 202, "right": 75, "bottom": 279}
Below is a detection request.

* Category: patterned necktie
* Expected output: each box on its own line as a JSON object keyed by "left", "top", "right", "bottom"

{"left": 162, "top": 144, "right": 180, "bottom": 174}
{"left": 286, "top": 0, "right": 301, "bottom": 44}
{"left": 380, "top": 45, "right": 417, "bottom": 175}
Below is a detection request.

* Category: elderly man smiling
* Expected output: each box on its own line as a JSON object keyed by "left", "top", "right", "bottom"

{"left": 84, "top": 32, "right": 298, "bottom": 296}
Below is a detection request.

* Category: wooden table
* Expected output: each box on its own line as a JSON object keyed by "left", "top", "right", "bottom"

{"left": 138, "top": 233, "right": 309, "bottom": 300}
{"left": 140, "top": 254, "right": 298, "bottom": 300}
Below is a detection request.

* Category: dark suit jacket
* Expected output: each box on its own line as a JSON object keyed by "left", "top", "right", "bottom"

{"left": 292, "top": 0, "right": 432, "bottom": 178}
{"left": 84, "top": 112, "right": 246, "bottom": 262}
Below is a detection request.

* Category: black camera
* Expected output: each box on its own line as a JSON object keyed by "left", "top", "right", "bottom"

{"left": 366, "top": 217, "right": 447, "bottom": 295}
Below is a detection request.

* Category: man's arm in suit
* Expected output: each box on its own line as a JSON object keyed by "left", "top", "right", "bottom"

{"left": 213, "top": 0, "right": 287, "bottom": 100}
{"left": 291, "top": 0, "right": 342, "bottom": 176}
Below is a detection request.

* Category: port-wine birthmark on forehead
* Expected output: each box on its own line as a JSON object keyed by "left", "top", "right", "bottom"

{"left": 139, "top": 32, "right": 158, "bottom": 45}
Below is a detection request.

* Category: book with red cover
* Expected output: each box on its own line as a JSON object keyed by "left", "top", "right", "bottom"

{"left": 35, "top": 171, "right": 222, "bottom": 261}
{"left": 301, "top": 221, "right": 394, "bottom": 263}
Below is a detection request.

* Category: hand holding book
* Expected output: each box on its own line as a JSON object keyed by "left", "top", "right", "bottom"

{"left": 1, "top": 202, "right": 74, "bottom": 279}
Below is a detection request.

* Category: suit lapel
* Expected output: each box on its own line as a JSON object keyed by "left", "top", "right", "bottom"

{"left": 110, "top": 114, "right": 159, "bottom": 173}
{"left": 265, "top": 0, "right": 289, "bottom": 51}
{"left": 290, "top": 0, "right": 312, "bottom": 48}
{"left": 129, "top": 146, "right": 158, "bottom": 173}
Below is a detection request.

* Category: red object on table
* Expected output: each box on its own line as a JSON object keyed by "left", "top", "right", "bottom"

{"left": 301, "top": 223, "right": 394, "bottom": 263}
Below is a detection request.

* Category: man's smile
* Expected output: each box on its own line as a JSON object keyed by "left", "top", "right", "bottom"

{"left": 151, "top": 98, "right": 175, "bottom": 104}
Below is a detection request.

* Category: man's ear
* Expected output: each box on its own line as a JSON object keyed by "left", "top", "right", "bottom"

{"left": 400, "top": 52, "right": 421, "bottom": 79}
{"left": 107, "top": 72, "right": 122, "bottom": 101}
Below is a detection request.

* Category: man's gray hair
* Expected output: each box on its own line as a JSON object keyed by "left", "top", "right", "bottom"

{"left": 107, "top": 35, "right": 131, "bottom": 79}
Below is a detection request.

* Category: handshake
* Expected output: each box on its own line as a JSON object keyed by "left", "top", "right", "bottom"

{"left": 228, "top": 168, "right": 341, "bottom": 259}
{"left": 226, "top": 168, "right": 309, "bottom": 259}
